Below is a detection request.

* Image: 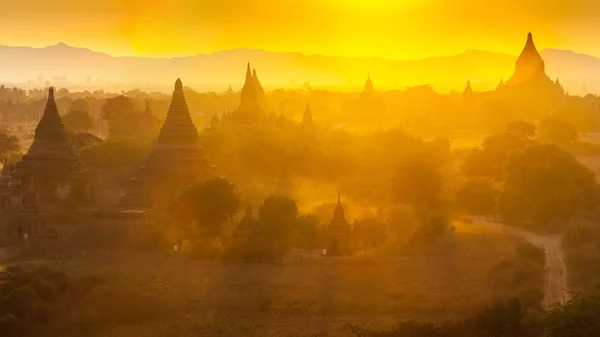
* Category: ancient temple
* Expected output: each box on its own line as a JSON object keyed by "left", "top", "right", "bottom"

{"left": 357, "top": 76, "right": 384, "bottom": 126}
{"left": 210, "top": 112, "right": 221, "bottom": 129}
{"left": 302, "top": 103, "right": 314, "bottom": 127}
{"left": 504, "top": 33, "right": 564, "bottom": 98}
{"left": 326, "top": 195, "right": 352, "bottom": 256}
{"left": 15, "top": 178, "right": 51, "bottom": 240}
{"left": 13, "top": 87, "right": 89, "bottom": 201}
{"left": 119, "top": 79, "right": 209, "bottom": 210}
{"left": 231, "top": 63, "right": 267, "bottom": 124}
{"left": 232, "top": 202, "right": 259, "bottom": 241}
{"left": 497, "top": 78, "right": 505, "bottom": 90}
{"left": 361, "top": 76, "right": 375, "bottom": 99}
{"left": 463, "top": 81, "right": 473, "bottom": 94}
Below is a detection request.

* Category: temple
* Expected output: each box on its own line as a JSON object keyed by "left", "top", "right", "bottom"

{"left": 231, "top": 63, "right": 268, "bottom": 124}
{"left": 119, "top": 79, "right": 209, "bottom": 210}
{"left": 232, "top": 202, "right": 259, "bottom": 242}
{"left": 504, "top": 33, "right": 564, "bottom": 98}
{"left": 302, "top": 103, "right": 314, "bottom": 127}
{"left": 253, "top": 69, "right": 268, "bottom": 111}
{"left": 326, "top": 195, "right": 353, "bottom": 256}
{"left": 13, "top": 87, "right": 90, "bottom": 202}
{"left": 463, "top": 81, "right": 473, "bottom": 95}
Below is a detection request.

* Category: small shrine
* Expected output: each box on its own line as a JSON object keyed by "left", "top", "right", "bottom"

{"left": 325, "top": 195, "right": 353, "bottom": 256}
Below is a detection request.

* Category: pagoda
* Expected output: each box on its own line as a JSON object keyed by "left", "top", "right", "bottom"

{"left": 505, "top": 33, "right": 563, "bottom": 97}
{"left": 302, "top": 103, "right": 314, "bottom": 127}
{"left": 13, "top": 87, "right": 88, "bottom": 201}
{"left": 231, "top": 63, "right": 266, "bottom": 124}
{"left": 326, "top": 195, "right": 353, "bottom": 256}
{"left": 119, "top": 79, "right": 209, "bottom": 210}
{"left": 232, "top": 202, "right": 259, "bottom": 242}
{"left": 463, "top": 80, "right": 473, "bottom": 94}
{"left": 357, "top": 76, "right": 384, "bottom": 126}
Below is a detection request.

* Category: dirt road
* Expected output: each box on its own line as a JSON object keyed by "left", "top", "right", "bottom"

{"left": 470, "top": 216, "right": 570, "bottom": 308}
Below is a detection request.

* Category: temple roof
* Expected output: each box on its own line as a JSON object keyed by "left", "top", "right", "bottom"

{"left": 15, "top": 87, "right": 81, "bottom": 172}
{"left": 363, "top": 76, "right": 374, "bottom": 94}
{"left": 234, "top": 202, "right": 259, "bottom": 233}
{"left": 302, "top": 103, "right": 314, "bottom": 126}
{"left": 118, "top": 79, "right": 208, "bottom": 209}
{"left": 506, "top": 32, "right": 552, "bottom": 86}
{"left": 327, "top": 195, "right": 352, "bottom": 233}
{"left": 464, "top": 80, "right": 473, "bottom": 94}
{"left": 240, "top": 63, "right": 259, "bottom": 111}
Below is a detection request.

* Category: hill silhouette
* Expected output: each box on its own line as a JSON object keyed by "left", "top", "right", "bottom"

{"left": 0, "top": 43, "right": 599, "bottom": 93}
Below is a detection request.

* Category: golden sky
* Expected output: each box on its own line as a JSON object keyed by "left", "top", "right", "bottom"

{"left": 1, "top": 0, "right": 599, "bottom": 59}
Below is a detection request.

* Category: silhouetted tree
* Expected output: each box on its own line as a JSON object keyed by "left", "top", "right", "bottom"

{"left": 0, "top": 131, "right": 20, "bottom": 159}
{"left": 353, "top": 218, "right": 387, "bottom": 254}
{"left": 63, "top": 110, "right": 95, "bottom": 133}
{"left": 497, "top": 144, "right": 600, "bottom": 228}
{"left": 175, "top": 178, "right": 241, "bottom": 238}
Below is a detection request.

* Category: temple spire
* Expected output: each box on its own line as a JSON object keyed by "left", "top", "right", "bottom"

{"left": 363, "top": 76, "right": 374, "bottom": 93}
{"left": 464, "top": 80, "right": 473, "bottom": 94}
{"left": 497, "top": 78, "right": 505, "bottom": 90}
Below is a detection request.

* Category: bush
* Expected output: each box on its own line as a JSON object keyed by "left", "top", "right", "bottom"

{"left": 0, "top": 314, "right": 26, "bottom": 337}
{"left": 187, "top": 238, "right": 223, "bottom": 260}
{"left": 456, "top": 178, "right": 500, "bottom": 214}
{"left": 516, "top": 243, "right": 546, "bottom": 266}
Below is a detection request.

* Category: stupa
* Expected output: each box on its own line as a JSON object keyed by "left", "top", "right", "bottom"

{"left": 119, "top": 79, "right": 209, "bottom": 209}
{"left": 505, "top": 33, "right": 563, "bottom": 97}
{"left": 231, "top": 63, "right": 266, "bottom": 124}
{"left": 232, "top": 202, "right": 259, "bottom": 241}
{"left": 302, "top": 103, "right": 314, "bottom": 127}
{"left": 326, "top": 195, "right": 353, "bottom": 256}
{"left": 13, "top": 87, "right": 88, "bottom": 200}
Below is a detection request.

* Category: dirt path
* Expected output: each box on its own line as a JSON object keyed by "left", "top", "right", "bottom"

{"left": 470, "top": 216, "right": 570, "bottom": 308}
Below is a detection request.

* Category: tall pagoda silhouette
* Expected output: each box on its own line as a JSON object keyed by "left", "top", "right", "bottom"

{"left": 119, "top": 79, "right": 209, "bottom": 210}
{"left": 231, "top": 63, "right": 267, "bottom": 124}
{"left": 13, "top": 87, "right": 89, "bottom": 201}
{"left": 326, "top": 195, "right": 353, "bottom": 256}
{"left": 504, "top": 33, "right": 564, "bottom": 98}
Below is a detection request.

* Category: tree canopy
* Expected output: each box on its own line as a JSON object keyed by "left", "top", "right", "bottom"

{"left": 497, "top": 143, "right": 600, "bottom": 228}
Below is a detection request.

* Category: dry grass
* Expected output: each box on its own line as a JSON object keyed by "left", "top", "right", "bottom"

{"left": 8, "top": 229, "right": 522, "bottom": 337}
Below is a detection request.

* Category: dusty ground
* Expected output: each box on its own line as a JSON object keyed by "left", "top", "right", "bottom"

{"left": 3, "top": 228, "right": 524, "bottom": 337}
{"left": 470, "top": 216, "right": 570, "bottom": 308}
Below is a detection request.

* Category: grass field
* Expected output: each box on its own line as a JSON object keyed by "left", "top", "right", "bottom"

{"left": 6, "top": 225, "right": 524, "bottom": 337}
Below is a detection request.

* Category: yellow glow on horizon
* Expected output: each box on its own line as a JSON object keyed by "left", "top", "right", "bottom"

{"left": 0, "top": 0, "right": 599, "bottom": 60}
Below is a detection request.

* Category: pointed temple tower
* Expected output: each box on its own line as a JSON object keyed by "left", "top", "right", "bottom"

{"left": 119, "top": 79, "right": 209, "bottom": 210}
{"left": 232, "top": 63, "right": 265, "bottom": 124}
{"left": 326, "top": 195, "right": 352, "bottom": 256}
{"left": 357, "top": 76, "right": 385, "bottom": 126}
{"left": 252, "top": 68, "right": 268, "bottom": 111}
{"left": 302, "top": 103, "right": 314, "bottom": 127}
{"left": 232, "top": 202, "right": 259, "bottom": 242}
{"left": 497, "top": 78, "right": 505, "bottom": 90}
{"left": 505, "top": 33, "right": 563, "bottom": 98}
{"left": 463, "top": 80, "right": 473, "bottom": 95}
{"left": 13, "top": 87, "right": 88, "bottom": 201}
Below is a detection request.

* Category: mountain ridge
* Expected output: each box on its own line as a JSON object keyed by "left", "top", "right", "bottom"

{"left": 0, "top": 43, "right": 599, "bottom": 94}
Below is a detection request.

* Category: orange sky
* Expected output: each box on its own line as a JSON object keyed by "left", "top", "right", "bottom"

{"left": 1, "top": 0, "right": 599, "bottom": 59}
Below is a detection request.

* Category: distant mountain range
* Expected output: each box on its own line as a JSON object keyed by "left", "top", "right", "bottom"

{"left": 1, "top": 43, "right": 599, "bottom": 94}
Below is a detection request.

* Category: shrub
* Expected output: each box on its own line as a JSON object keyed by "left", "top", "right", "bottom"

{"left": 0, "top": 314, "right": 26, "bottom": 337}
